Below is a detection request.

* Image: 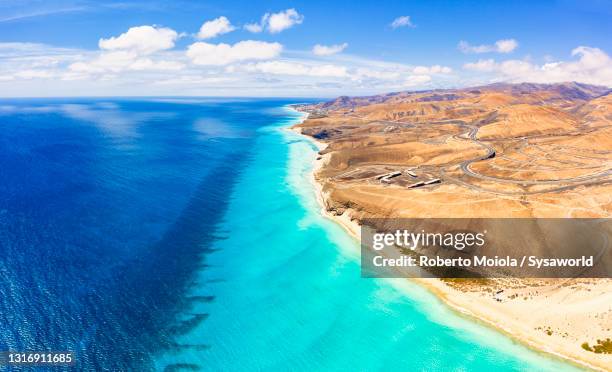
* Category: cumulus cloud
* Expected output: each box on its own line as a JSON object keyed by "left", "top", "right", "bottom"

{"left": 197, "top": 16, "right": 235, "bottom": 39}
{"left": 186, "top": 40, "right": 282, "bottom": 66}
{"left": 99, "top": 25, "right": 178, "bottom": 55}
{"left": 266, "top": 9, "right": 304, "bottom": 33}
{"left": 245, "top": 9, "right": 303, "bottom": 34}
{"left": 312, "top": 43, "right": 348, "bottom": 56}
{"left": 391, "top": 16, "right": 415, "bottom": 29}
{"left": 458, "top": 39, "right": 518, "bottom": 54}
{"left": 463, "top": 46, "right": 612, "bottom": 85}
{"left": 66, "top": 25, "right": 184, "bottom": 75}
{"left": 495, "top": 39, "right": 519, "bottom": 53}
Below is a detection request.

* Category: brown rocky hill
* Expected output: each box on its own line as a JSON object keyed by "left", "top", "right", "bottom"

{"left": 310, "top": 82, "right": 610, "bottom": 112}
{"left": 293, "top": 82, "right": 612, "bottom": 219}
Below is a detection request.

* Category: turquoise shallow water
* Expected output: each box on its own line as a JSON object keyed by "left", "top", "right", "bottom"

{"left": 154, "top": 107, "right": 581, "bottom": 371}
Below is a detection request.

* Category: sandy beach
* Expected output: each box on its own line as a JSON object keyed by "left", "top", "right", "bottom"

{"left": 290, "top": 111, "right": 612, "bottom": 372}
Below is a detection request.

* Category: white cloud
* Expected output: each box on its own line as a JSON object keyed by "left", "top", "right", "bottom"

{"left": 0, "top": 42, "right": 81, "bottom": 63}
{"left": 231, "top": 58, "right": 449, "bottom": 86}
{"left": 463, "top": 59, "right": 496, "bottom": 72}
{"left": 197, "top": 16, "right": 235, "bottom": 39}
{"left": 245, "top": 9, "right": 303, "bottom": 34}
{"left": 404, "top": 75, "right": 431, "bottom": 86}
{"left": 309, "top": 64, "right": 349, "bottom": 77}
{"left": 0, "top": 42, "right": 69, "bottom": 55}
{"left": 13, "top": 69, "right": 55, "bottom": 79}
{"left": 391, "top": 16, "right": 415, "bottom": 29}
{"left": 69, "top": 51, "right": 184, "bottom": 73}
{"left": 354, "top": 68, "right": 401, "bottom": 80}
{"left": 0, "top": 45, "right": 446, "bottom": 95}
{"left": 70, "top": 51, "right": 135, "bottom": 73}
{"left": 463, "top": 46, "right": 612, "bottom": 86}
{"left": 244, "top": 23, "right": 263, "bottom": 33}
{"left": 458, "top": 39, "right": 518, "bottom": 54}
{"left": 0, "top": 42, "right": 85, "bottom": 82}
{"left": 8, "top": 26, "right": 608, "bottom": 98}
{"left": 186, "top": 40, "right": 282, "bottom": 66}
{"left": 312, "top": 43, "right": 348, "bottom": 56}
{"left": 412, "top": 65, "right": 452, "bottom": 74}
{"left": 228, "top": 58, "right": 451, "bottom": 89}
{"left": 126, "top": 58, "right": 184, "bottom": 71}
{"left": 66, "top": 26, "right": 184, "bottom": 75}
{"left": 238, "top": 61, "right": 348, "bottom": 77}
{"left": 266, "top": 9, "right": 304, "bottom": 33}
{"left": 99, "top": 25, "right": 178, "bottom": 55}
{"left": 495, "top": 39, "right": 519, "bottom": 53}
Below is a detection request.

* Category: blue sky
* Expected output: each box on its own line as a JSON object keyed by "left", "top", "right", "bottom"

{"left": 0, "top": 0, "right": 610, "bottom": 96}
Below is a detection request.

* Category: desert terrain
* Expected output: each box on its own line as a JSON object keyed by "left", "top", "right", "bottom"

{"left": 293, "top": 82, "right": 612, "bottom": 370}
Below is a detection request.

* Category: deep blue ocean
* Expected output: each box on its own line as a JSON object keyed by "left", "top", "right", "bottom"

{"left": 0, "top": 99, "right": 581, "bottom": 371}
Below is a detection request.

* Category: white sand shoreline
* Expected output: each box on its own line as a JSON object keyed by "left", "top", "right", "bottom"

{"left": 285, "top": 106, "right": 610, "bottom": 372}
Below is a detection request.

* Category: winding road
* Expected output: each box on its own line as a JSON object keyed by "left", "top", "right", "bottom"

{"left": 391, "top": 119, "right": 612, "bottom": 196}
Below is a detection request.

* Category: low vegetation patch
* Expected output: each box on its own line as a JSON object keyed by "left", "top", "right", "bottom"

{"left": 581, "top": 338, "right": 612, "bottom": 354}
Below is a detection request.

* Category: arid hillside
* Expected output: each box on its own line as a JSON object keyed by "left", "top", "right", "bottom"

{"left": 294, "top": 82, "right": 612, "bottom": 219}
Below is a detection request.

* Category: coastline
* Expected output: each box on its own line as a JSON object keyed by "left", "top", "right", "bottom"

{"left": 286, "top": 106, "right": 610, "bottom": 372}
